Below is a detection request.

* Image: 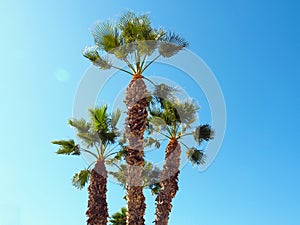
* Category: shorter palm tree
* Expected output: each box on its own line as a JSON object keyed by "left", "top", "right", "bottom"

{"left": 148, "top": 85, "right": 214, "bottom": 225}
{"left": 52, "top": 105, "right": 121, "bottom": 225}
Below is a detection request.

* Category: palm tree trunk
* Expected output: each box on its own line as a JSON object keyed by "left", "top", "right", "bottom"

{"left": 155, "top": 138, "right": 181, "bottom": 225}
{"left": 124, "top": 74, "right": 148, "bottom": 225}
{"left": 86, "top": 159, "right": 108, "bottom": 225}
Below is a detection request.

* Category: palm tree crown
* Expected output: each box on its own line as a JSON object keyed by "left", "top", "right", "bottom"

{"left": 83, "top": 11, "right": 188, "bottom": 76}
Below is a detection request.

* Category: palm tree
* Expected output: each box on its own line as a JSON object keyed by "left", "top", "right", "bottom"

{"left": 52, "top": 105, "right": 121, "bottom": 225}
{"left": 109, "top": 207, "right": 127, "bottom": 225}
{"left": 148, "top": 86, "right": 214, "bottom": 225}
{"left": 83, "top": 11, "right": 188, "bottom": 225}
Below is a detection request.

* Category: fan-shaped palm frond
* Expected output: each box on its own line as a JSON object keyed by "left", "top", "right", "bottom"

{"left": 111, "top": 108, "right": 121, "bottom": 130}
{"left": 119, "top": 11, "right": 156, "bottom": 43}
{"left": 92, "top": 21, "right": 120, "bottom": 52}
{"left": 72, "top": 169, "right": 90, "bottom": 189}
{"left": 144, "top": 137, "right": 161, "bottom": 149}
{"left": 52, "top": 139, "right": 80, "bottom": 155}
{"left": 68, "top": 118, "right": 90, "bottom": 133}
{"left": 151, "top": 83, "right": 179, "bottom": 106}
{"left": 173, "top": 100, "right": 198, "bottom": 126}
{"left": 186, "top": 147, "right": 206, "bottom": 166}
{"left": 159, "top": 32, "right": 189, "bottom": 57}
{"left": 83, "top": 46, "right": 112, "bottom": 69}
{"left": 68, "top": 118, "right": 99, "bottom": 147}
{"left": 193, "top": 124, "right": 214, "bottom": 145}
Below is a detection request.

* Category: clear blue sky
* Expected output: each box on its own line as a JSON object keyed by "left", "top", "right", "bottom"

{"left": 0, "top": 0, "right": 299, "bottom": 225}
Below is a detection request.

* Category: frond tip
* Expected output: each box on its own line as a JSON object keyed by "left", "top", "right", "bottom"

{"left": 72, "top": 169, "right": 90, "bottom": 189}
{"left": 52, "top": 139, "right": 80, "bottom": 155}
{"left": 186, "top": 148, "right": 206, "bottom": 166}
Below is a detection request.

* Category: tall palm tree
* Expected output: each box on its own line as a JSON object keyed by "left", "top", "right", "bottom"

{"left": 83, "top": 11, "right": 188, "bottom": 225}
{"left": 52, "top": 105, "right": 121, "bottom": 225}
{"left": 148, "top": 87, "right": 214, "bottom": 225}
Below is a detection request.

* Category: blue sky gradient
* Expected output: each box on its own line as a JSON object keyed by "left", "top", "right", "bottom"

{"left": 0, "top": 0, "right": 299, "bottom": 225}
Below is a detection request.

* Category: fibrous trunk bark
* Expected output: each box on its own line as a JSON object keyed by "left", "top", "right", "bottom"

{"left": 155, "top": 138, "right": 181, "bottom": 225}
{"left": 124, "top": 74, "right": 148, "bottom": 225}
{"left": 86, "top": 159, "right": 108, "bottom": 225}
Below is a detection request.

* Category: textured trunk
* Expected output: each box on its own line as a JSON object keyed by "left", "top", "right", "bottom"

{"left": 155, "top": 138, "right": 181, "bottom": 225}
{"left": 86, "top": 159, "right": 108, "bottom": 225}
{"left": 124, "top": 74, "right": 148, "bottom": 225}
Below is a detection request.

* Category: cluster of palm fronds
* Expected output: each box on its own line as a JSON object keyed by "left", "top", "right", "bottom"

{"left": 83, "top": 11, "right": 188, "bottom": 75}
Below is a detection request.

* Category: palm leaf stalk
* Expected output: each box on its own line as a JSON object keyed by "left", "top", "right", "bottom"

{"left": 52, "top": 105, "right": 121, "bottom": 225}
{"left": 83, "top": 11, "right": 188, "bottom": 225}
{"left": 148, "top": 86, "right": 214, "bottom": 225}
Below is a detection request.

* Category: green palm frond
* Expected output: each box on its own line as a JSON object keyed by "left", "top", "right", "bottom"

{"left": 144, "top": 137, "right": 161, "bottom": 149}
{"left": 149, "top": 182, "right": 161, "bottom": 195}
{"left": 89, "top": 105, "right": 109, "bottom": 131}
{"left": 52, "top": 139, "right": 80, "bottom": 155}
{"left": 119, "top": 11, "right": 155, "bottom": 43}
{"left": 149, "top": 116, "right": 165, "bottom": 128}
{"left": 68, "top": 118, "right": 90, "bottom": 133}
{"left": 159, "top": 32, "right": 189, "bottom": 57}
{"left": 77, "top": 132, "right": 99, "bottom": 148}
{"left": 143, "top": 163, "right": 161, "bottom": 194}
{"left": 152, "top": 83, "right": 179, "bottom": 106}
{"left": 193, "top": 124, "right": 214, "bottom": 145}
{"left": 109, "top": 164, "right": 127, "bottom": 187}
{"left": 109, "top": 146, "right": 127, "bottom": 162}
{"left": 160, "top": 100, "right": 181, "bottom": 126}
{"left": 68, "top": 118, "right": 99, "bottom": 147}
{"left": 72, "top": 169, "right": 90, "bottom": 189}
{"left": 89, "top": 106, "right": 117, "bottom": 145}
{"left": 83, "top": 46, "right": 112, "bottom": 69}
{"left": 186, "top": 147, "right": 206, "bottom": 166}
{"left": 173, "top": 100, "right": 198, "bottom": 126}
{"left": 111, "top": 108, "right": 121, "bottom": 130}
{"left": 92, "top": 21, "right": 120, "bottom": 52}
{"left": 109, "top": 207, "right": 127, "bottom": 225}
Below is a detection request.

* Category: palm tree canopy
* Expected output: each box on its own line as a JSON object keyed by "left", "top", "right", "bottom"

{"left": 68, "top": 105, "right": 120, "bottom": 149}
{"left": 149, "top": 98, "right": 198, "bottom": 138}
{"left": 147, "top": 83, "right": 215, "bottom": 166}
{"left": 84, "top": 11, "right": 189, "bottom": 75}
{"left": 53, "top": 106, "right": 122, "bottom": 190}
